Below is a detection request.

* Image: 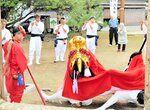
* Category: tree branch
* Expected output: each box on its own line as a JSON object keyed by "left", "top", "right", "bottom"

{"left": 7, "top": 9, "right": 34, "bottom": 26}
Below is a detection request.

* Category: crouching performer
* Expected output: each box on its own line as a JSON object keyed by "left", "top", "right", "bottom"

{"left": 95, "top": 52, "right": 145, "bottom": 110}
{"left": 95, "top": 87, "right": 144, "bottom": 110}
{"left": 3, "top": 26, "right": 28, "bottom": 103}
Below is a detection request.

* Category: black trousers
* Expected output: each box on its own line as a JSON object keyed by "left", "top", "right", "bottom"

{"left": 109, "top": 27, "right": 118, "bottom": 45}
{"left": 118, "top": 44, "right": 126, "bottom": 51}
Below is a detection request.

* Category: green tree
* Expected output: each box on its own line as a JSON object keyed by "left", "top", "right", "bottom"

{"left": 1, "top": 0, "right": 106, "bottom": 33}
{"left": 66, "top": 0, "right": 103, "bottom": 33}
{"left": 0, "top": 0, "right": 31, "bottom": 19}
{"left": 33, "top": 0, "right": 104, "bottom": 33}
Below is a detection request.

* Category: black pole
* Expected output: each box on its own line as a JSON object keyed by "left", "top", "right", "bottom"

{"left": 139, "top": 37, "right": 147, "bottom": 53}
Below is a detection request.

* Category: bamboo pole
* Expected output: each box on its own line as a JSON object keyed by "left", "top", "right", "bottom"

{"left": 145, "top": 0, "right": 150, "bottom": 107}
{"left": 120, "top": 0, "right": 124, "bottom": 23}
{"left": 0, "top": 7, "right": 5, "bottom": 99}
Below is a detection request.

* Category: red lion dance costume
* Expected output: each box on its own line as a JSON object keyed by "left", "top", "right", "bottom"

{"left": 62, "top": 36, "right": 145, "bottom": 101}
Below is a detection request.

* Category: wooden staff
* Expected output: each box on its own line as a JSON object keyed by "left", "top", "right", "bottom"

{"left": 27, "top": 66, "right": 46, "bottom": 105}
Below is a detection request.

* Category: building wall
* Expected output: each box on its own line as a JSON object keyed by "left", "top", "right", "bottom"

{"left": 124, "top": 0, "right": 145, "bottom": 3}
{"left": 102, "top": 0, "right": 146, "bottom": 25}
{"left": 125, "top": 8, "right": 145, "bottom": 25}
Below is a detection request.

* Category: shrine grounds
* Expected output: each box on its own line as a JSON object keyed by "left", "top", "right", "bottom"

{"left": 21, "top": 31, "right": 144, "bottom": 110}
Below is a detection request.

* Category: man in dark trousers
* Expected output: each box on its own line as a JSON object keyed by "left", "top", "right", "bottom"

{"left": 108, "top": 15, "right": 119, "bottom": 46}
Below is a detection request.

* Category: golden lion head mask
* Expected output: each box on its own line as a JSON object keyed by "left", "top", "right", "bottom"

{"left": 69, "top": 36, "right": 90, "bottom": 73}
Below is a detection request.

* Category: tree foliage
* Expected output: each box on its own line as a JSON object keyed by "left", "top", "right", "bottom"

{"left": 66, "top": 0, "right": 103, "bottom": 32}
{"left": 1, "top": 0, "right": 31, "bottom": 20}
{"left": 32, "top": 0, "right": 104, "bottom": 32}
{"left": 1, "top": 0, "right": 19, "bottom": 19}
{"left": 1, "top": 0, "right": 105, "bottom": 32}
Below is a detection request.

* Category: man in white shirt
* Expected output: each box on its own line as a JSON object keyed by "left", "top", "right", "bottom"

{"left": 82, "top": 16, "right": 99, "bottom": 54}
{"left": 53, "top": 17, "right": 69, "bottom": 62}
{"left": 1, "top": 19, "right": 12, "bottom": 63}
{"left": 28, "top": 14, "right": 44, "bottom": 65}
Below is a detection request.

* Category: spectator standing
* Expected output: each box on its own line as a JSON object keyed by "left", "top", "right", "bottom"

{"left": 28, "top": 15, "right": 44, "bottom": 65}
{"left": 53, "top": 17, "right": 69, "bottom": 62}
{"left": 82, "top": 16, "right": 99, "bottom": 54}
{"left": 117, "top": 23, "right": 127, "bottom": 52}
{"left": 108, "top": 15, "right": 119, "bottom": 46}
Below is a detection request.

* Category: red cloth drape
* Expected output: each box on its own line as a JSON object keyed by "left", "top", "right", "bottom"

{"left": 62, "top": 51, "right": 145, "bottom": 101}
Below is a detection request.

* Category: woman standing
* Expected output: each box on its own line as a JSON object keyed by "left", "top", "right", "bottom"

{"left": 117, "top": 23, "right": 127, "bottom": 52}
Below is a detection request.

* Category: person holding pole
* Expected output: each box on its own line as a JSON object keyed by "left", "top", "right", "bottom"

{"left": 3, "top": 25, "right": 27, "bottom": 103}
{"left": 140, "top": 16, "right": 147, "bottom": 39}
{"left": 140, "top": 16, "right": 147, "bottom": 61}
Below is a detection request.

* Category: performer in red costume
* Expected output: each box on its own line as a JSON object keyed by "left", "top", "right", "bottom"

{"left": 62, "top": 36, "right": 145, "bottom": 101}
{"left": 3, "top": 25, "right": 27, "bottom": 103}
{"left": 41, "top": 36, "right": 145, "bottom": 107}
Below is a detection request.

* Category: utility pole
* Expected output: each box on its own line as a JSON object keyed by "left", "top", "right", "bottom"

{"left": 145, "top": 0, "right": 150, "bottom": 108}
{"left": 0, "top": 7, "right": 5, "bottom": 99}
{"left": 120, "top": 0, "right": 124, "bottom": 23}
